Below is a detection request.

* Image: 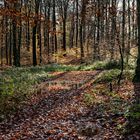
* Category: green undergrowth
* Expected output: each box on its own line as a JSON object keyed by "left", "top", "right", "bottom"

{"left": 82, "top": 83, "right": 131, "bottom": 135}
{"left": 0, "top": 60, "right": 135, "bottom": 122}
{"left": 95, "top": 69, "right": 134, "bottom": 83}
{"left": 0, "top": 67, "right": 53, "bottom": 121}
{"left": 79, "top": 59, "right": 136, "bottom": 71}
{"left": 79, "top": 60, "right": 121, "bottom": 70}
{"left": 19, "top": 59, "right": 135, "bottom": 72}
{"left": 124, "top": 104, "right": 140, "bottom": 134}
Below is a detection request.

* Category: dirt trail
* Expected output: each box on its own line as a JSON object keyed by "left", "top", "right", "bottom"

{"left": 0, "top": 71, "right": 125, "bottom": 140}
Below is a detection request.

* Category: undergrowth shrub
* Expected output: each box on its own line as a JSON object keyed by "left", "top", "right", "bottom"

{"left": 104, "top": 60, "right": 121, "bottom": 70}
{"left": 79, "top": 59, "right": 136, "bottom": 71}
{"left": 124, "top": 104, "right": 140, "bottom": 133}
{"left": 78, "top": 60, "right": 121, "bottom": 71}
{"left": 0, "top": 67, "right": 53, "bottom": 121}
{"left": 95, "top": 70, "right": 134, "bottom": 83}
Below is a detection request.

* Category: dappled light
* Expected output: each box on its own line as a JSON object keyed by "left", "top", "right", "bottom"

{"left": 0, "top": 0, "right": 140, "bottom": 139}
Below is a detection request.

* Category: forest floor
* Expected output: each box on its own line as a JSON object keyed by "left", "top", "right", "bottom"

{"left": 0, "top": 70, "right": 139, "bottom": 140}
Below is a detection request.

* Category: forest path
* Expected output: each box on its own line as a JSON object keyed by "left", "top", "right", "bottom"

{"left": 0, "top": 71, "right": 124, "bottom": 140}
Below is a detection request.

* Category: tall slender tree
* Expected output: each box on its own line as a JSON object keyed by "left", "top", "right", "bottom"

{"left": 12, "top": 1, "right": 20, "bottom": 67}
{"left": 32, "top": 0, "right": 40, "bottom": 66}
{"left": 133, "top": 0, "right": 140, "bottom": 102}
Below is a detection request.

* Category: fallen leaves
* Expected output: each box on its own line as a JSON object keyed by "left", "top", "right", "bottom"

{"left": 0, "top": 71, "right": 137, "bottom": 139}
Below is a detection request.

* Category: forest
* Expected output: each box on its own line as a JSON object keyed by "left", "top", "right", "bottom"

{"left": 0, "top": 0, "right": 140, "bottom": 139}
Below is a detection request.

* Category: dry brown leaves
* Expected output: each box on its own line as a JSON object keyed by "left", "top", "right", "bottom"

{"left": 0, "top": 71, "right": 136, "bottom": 140}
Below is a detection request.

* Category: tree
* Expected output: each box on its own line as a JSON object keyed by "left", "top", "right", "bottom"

{"left": 32, "top": 0, "right": 40, "bottom": 66}
{"left": 57, "top": 0, "right": 69, "bottom": 51}
{"left": 0, "top": 0, "right": 137, "bottom": 67}
{"left": 44, "top": 0, "right": 51, "bottom": 63}
{"left": 79, "top": 0, "right": 88, "bottom": 61}
{"left": 12, "top": 1, "right": 20, "bottom": 67}
{"left": 52, "top": 0, "right": 57, "bottom": 54}
{"left": 126, "top": 0, "right": 140, "bottom": 133}
{"left": 133, "top": 0, "right": 140, "bottom": 102}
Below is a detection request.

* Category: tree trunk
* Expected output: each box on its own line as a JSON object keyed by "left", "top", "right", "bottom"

{"left": 52, "top": 0, "right": 57, "bottom": 54}
{"left": 62, "top": 19, "right": 66, "bottom": 51}
{"left": 12, "top": 2, "right": 20, "bottom": 67}
{"left": 32, "top": 0, "right": 40, "bottom": 66}
{"left": 134, "top": 0, "right": 140, "bottom": 82}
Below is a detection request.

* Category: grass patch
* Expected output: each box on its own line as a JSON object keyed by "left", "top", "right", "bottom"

{"left": 0, "top": 66, "right": 53, "bottom": 121}
{"left": 79, "top": 59, "right": 136, "bottom": 71}
{"left": 95, "top": 69, "right": 134, "bottom": 83}
{"left": 5, "top": 59, "right": 134, "bottom": 73}
{"left": 79, "top": 60, "right": 121, "bottom": 71}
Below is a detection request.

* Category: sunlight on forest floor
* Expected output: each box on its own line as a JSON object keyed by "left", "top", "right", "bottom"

{"left": 0, "top": 67, "right": 137, "bottom": 139}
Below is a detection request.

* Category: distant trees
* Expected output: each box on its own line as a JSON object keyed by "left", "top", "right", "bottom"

{"left": 0, "top": 0, "right": 138, "bottom": 66}
{"left": 57, "top": 0, "right": 69, "bottom": 51}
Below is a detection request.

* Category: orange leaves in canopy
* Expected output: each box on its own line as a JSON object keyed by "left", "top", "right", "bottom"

{"left": 0, "top": 7, "right": 28, "bottom": 21}
{"left": 0, "top": 8, "right": 45, "bottom": 27}
{"left": 5, "top": 0, "right": 18, "bottom": 3}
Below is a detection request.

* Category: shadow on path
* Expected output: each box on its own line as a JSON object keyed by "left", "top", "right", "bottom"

{"left": 0, "top": 71, "right": 102, "bottom": 139}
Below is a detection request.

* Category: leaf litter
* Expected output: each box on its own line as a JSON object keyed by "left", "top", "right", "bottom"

{"left": 0, "top": 71, "right": 136, "bottom": 140}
